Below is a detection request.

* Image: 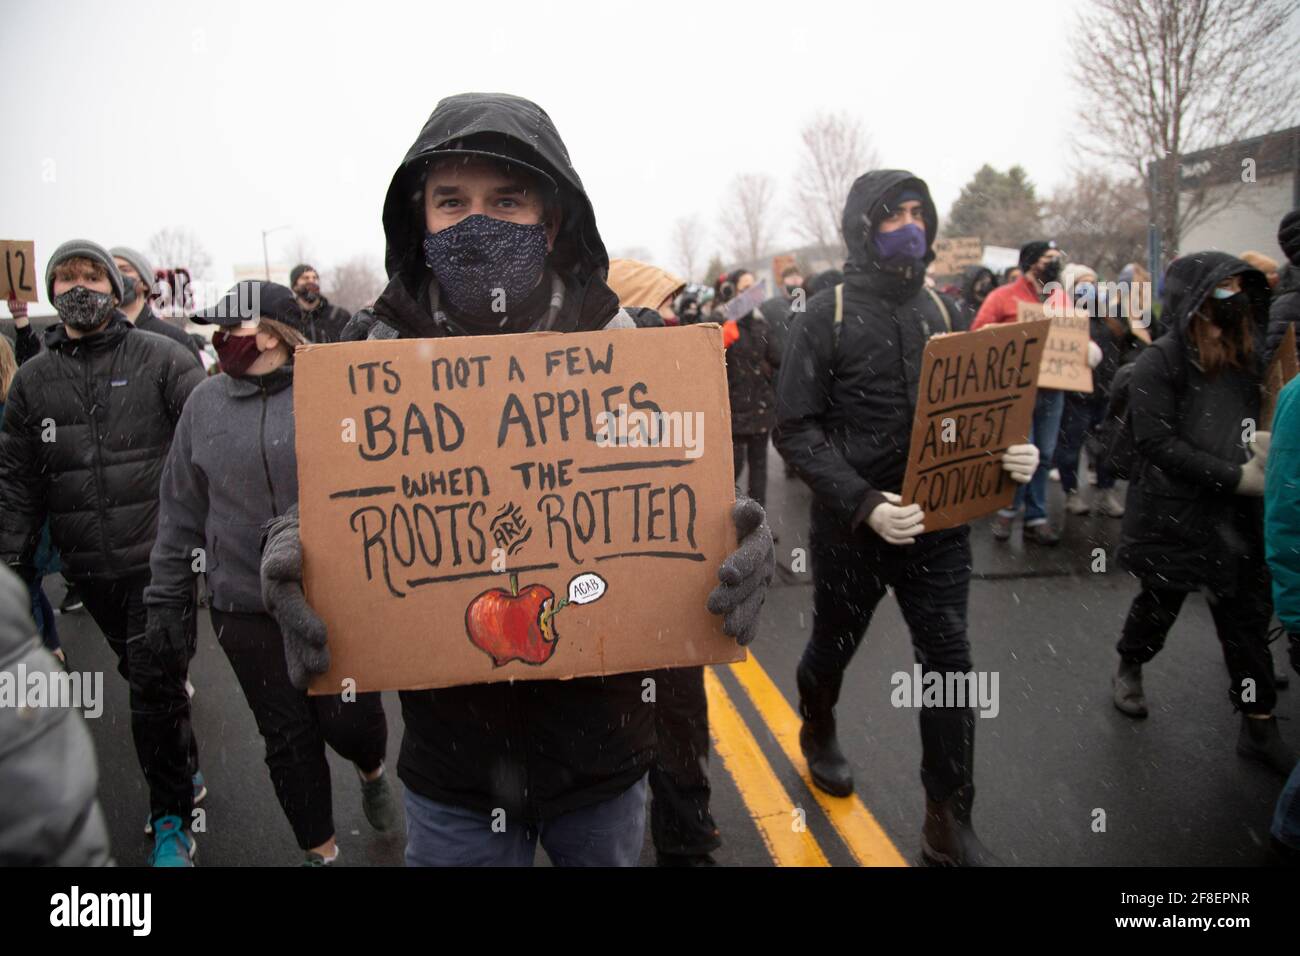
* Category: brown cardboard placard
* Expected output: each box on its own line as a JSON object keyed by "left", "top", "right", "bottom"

{"left": 900, "top": 320, "right": 1050, "bottom": 531}
{"left": 1, "top": 241, "right": 38, "bottom": 303}
{"left": 1017, "top": 300, "right": 1093, "bottom": 392}
{"left": 931, "top": 237, "right": 982, "bottom": 277}
{"left": 293, "top": 324, "right": 744, "bottom": 694}
{"left": 1262, "top": 322, "right": 1299, "bottom": 429}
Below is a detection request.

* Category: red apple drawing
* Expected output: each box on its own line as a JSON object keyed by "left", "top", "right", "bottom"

{"left": 465, "top": 573, "right": 566, "bottom": 667}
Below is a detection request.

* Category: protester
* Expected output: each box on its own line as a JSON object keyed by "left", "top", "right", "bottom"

{"left": 722, "top": 270, "right": 782, "bottom": 509}
{"left": 0, "top": 240, "right": 206, "bottom": 866}
{"left": 606, "top": 258, "right": 684, "bottom": 328}
{"left": 110, "top": 246, "right": 204, "bottom": 363}
{"left": 259, "top": 92, "right": 774, "bottom": 867}
{"left": 973, "top": 240, "right": 1068, "bottom": 544}
{"left": 959, "top": 265, "right": 995, "bottom": 328}
{"left": 1240, "top": 250, "right": 1280, "bottom": 290}
{"left": 1112, "top": 252, "right": 1294, "bottom": 776}
{"left": 675, "top": 287, "right": 704, "bottom": 324}
{"left": 1001, "top": 265, "right": 1021, "bottom": 285}
{"left": 775, "top": 169, "right": 1039, "bottom": 866}
{"left": 289, "top": 264, "right": 351, "bottom": 343}
{"left": 1265, "top": 209, "right": 1300, "bottom": 367}
{"left": 0, "top": 565, "right": 111, "bottom": 866}
{"left": 759, "top": 263, "right": 803, "bottom": 347}
{"left": 145, "top": 280, "right": 394, "bottom": 865}
{"left": 1117, "top": 262, "right": 1155, "bottom": 344}
{"left": 1264, "top": 373, "right": 1300, "bottom": 859}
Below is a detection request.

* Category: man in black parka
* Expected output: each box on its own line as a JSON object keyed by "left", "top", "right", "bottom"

{"left": 775, "top": 170, "right": 1039, "bottom": 866}
{"left": 0, "top": 239, "right": 206, "bottom": 865}
{"left": 261, "top": 93, "right": 775, "bottom": 867}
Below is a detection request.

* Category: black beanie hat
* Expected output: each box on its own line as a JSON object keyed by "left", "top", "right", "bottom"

{"left": 1019, "top": 240, "right": 1059, "bottom": 273}
{"left": 289, "top": 264, "right": 314, "bottom": 288}
{"left": 1278, "top": 210, "right": 1300, "bottom": 266}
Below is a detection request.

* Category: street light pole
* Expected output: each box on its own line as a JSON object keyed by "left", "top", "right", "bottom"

{"left": 261, "top": 225, "right": 289, "bottom": 281}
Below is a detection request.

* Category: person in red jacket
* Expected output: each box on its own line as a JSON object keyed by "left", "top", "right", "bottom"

{"left": 972, "top": 240, "right": 1067, "bottom": 545}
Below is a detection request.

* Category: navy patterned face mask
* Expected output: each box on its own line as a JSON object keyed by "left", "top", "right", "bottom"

{"left": 423, "top": 214, "right": 550, "bottom": 318}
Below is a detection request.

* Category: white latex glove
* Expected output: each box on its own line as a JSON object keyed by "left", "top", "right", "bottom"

{"left": 867, "top": 492, "right": 926, "bottom": 546}
{"left": 1002, "top": 443, "right": 1039, "bottom": 484}
{"left": 1250, "top": 430, "right": 1271, "bottom": 469}
{"left": 1237, "top": 456, "right": 1265, "bottom": 496}
{"left": 1087, "top": 340, "right": 1103, "bottom": 369}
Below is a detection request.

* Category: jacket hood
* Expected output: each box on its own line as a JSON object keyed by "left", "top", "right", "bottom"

{"left": 961, "top": 265, "right": 995, "bottom": 303}
{"left": 841, "top": 169, "right": 938, "bottom": 274}
{"left": 1161, "top": 251, "right": 1270, "bottom": 339}
{"left": 606, "top": 259, "right": 685, "bottom": 310}
{"left": 382, "top": 92, "right": 609, "bottom": 292}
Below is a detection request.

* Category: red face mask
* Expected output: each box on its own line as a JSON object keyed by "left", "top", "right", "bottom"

{"left": 212, "top": 329, "right": 263, "bottom": 377}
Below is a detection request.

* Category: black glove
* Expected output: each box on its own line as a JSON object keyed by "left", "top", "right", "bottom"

{"left": 261, "top": 505, "right": 329, "bottom": 690}
{"left": 706, "top": 497, "right": 775, "bottom": 646}
{"left": 145, "top": 604, "right": 192, "bottom": 676}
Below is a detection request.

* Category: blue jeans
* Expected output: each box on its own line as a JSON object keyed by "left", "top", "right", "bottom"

{"left": 403, "top": 775, "right": 648, "bottom": 867}
{"left": 1272, "top": 759, "right": 1300, "bottom": 851}
{"left": 1055, "top": 391, "right": 1114, "bottom": 494}
{"left": 1000, "top": 389, "right": 1065, "bottom": 525}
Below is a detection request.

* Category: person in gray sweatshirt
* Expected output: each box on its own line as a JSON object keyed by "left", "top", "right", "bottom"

{"left": 144, "top": 280, "right": 393, "bottom": 866}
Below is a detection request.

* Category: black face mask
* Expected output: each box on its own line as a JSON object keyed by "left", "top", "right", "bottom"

{"left": 297, "top": 283, "right": 320, "bottom": 304}
{"left": 1210, "top": 291, "right": 1250, "bottom": 329}
{"left": 119, "top": 280, "right": 138, "bottom": 308}
{"left": 1039, "top": 259, "right": 1063, "bottom": 284}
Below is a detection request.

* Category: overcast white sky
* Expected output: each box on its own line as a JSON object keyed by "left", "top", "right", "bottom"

{"left": 6, "top": 0, "right": 1100, "bottom": 306}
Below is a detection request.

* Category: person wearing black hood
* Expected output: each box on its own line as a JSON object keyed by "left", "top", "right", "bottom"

{"left": 774, "top": 171, "right": 1039, "bottom": 866}
{"left": 959, "top": 265, "right": 995, "bottom": 329}
{"left": 259, "top": 93, "right": 775, "bottom": 867}
{"left": 1264, "top": 209, "right": 1300, "bottom": 367}
{"left": 1113, "top": 252, "right": 1294, "bottom": 777}
{"left": 289, "top": 264, "right": 350, "bottom": 343}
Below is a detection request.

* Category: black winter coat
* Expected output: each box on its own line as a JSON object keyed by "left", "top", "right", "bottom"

{"left": 301, "top": 297, "right": 351, "bottom": 344}
{"left": 0, "top": 316, "right": 203, "bottom": 581}
{"left": 1265, "top": 261, "right": 1300, "bottom": 367}
{"left": 368, "top": 93, "right": 653, "bottom": 823}
{"left": 1118, "top": 252, "right": 1271, "bottom": 592}
{"left": 727, "top": 311, "right": 782, "bottom": 434}
{"left": 774, "top": 169, "right": 955, "bottom": 527}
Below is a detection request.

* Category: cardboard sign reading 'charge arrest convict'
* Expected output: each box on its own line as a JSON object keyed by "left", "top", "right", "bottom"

{"left": 293, "top": 324, "right": 744, "bottom": 694}
{"left": 1017, "top": 300, "right": 1093, "bottom": 392}
{"left": 900, "top": 320, "right": 1050, "bottom": 531}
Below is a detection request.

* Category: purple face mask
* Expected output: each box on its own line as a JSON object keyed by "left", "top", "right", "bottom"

{"left": 873, "top": 223, "right": 927, "bottom": 262}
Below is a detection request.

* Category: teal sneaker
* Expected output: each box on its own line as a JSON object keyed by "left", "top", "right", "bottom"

{"left": 149, "top": 816, "right": 195, "bottom": 867}
{"left": 145, "top": 772, "right": 207, "bottom": 836}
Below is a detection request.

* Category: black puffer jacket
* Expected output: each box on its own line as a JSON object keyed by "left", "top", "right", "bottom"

{"left": 774, "top": 169, "right": 955, "bottom": 527}
{"left": 1265, "top": 261, "right": 1300, "bottom": 367}
{"left": 1118, "top": 252, "right": 1271, "bottom": 592}
{"left": 365, "top": 93, "right": 653, "bottom": 823}
{"left": 0, "top": 316, "right": 203, "bottom": 581}
{"left": 301, "top": 297, "right": 351, "bottom": 344}
{"left": 727, "top": 312, "right": 782, "bottom": 434}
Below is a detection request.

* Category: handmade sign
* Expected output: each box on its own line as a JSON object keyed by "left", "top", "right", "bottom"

{"left": 721, "top": 278, "right": 769, "bottom": 321}
{"left": 931, "top": 237, "right": 982, "bottom": 277}
{"left": 1017, "top": 300, "right": 1093, "bottom": 392}
{"left": 900, "top": 320, "right": 1050, "bottom": 531}
{"left": 1262, "top": 322, "right": 1299, "bottom": 429}
{"left": 293, "top": 324, "right": 744, "bottom": 694}
{"left": 1, "top": 241, "right": 37, "bottom": 303}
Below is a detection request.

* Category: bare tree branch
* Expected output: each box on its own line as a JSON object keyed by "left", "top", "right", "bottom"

{"left": 788, "top": 112, "right": 879, "bottom": 264}
{"left": 718, "top": 173, "right": 778, "bottom": 264}
{"left": 670, "top": 215, "right": 705, "bottom": 283}
{"left": 146, "top": 227, "right": 213, "bottom": 282}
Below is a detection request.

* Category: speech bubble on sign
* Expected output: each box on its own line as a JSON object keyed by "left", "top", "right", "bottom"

{"left": 568, "top": 573, "right": 607, "bottom": 605}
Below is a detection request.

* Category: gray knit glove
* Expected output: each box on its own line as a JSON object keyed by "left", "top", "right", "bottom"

{"left": 261, "top": 504, "right": 329, "bottom": 690}
{"left": 706, "top": 497, "right": 775, "bottom": 646}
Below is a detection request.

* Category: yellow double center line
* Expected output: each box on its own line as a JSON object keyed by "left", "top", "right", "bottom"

{"left": 705, "top": 654, "right": 908, "bottom": 867}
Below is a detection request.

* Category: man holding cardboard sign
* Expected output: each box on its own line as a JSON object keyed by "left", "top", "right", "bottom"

{"left": 259, "top": 93, "right": 774, "bottom": 868}
{"left": 775, "top": 170, "right": 1039, "bottom": 866}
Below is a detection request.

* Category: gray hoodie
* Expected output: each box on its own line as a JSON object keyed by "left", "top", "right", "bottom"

{"left": 147, "top": 367, "right": 297, "bottom": 613}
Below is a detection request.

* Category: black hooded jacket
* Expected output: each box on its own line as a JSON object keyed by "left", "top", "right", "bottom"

{"left": 0, "top": 316, "right": 204, "bottom": 581}
{"left": 773, "top": 170, "right": 957, "bottom": 528}
{"left": 360, "top": 93, "right": 652, "bottom": 822}
{"left": 960, "top": 266, "right": 995, "bottom": 328}
{"left": 1118, "top": 252, "right": 1271, "bottom": 592}
{"left": 1265, "top": 261, "right": 1300, "bottom": 367}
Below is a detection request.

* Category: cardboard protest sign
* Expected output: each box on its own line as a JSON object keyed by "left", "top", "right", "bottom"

{"left": 1017, "top": 300, "right": 1093, "bottom": 392}
{"left": 1, "top": 241, "right": 38, "bottom": 303}
{"left": 931, "top": 237, "right": 982, "bottom": 277}
{"left": 1262, "top": 322, "right": 1299, "bottom": 429}
{"left": 721, "top": 278, "right": 769, "bottom": 321}
{"left": 293, "top": 324, "right": 745, "bottom": 694}
{"left": 900, "top": 320, "right": 1050, "bottom": 531}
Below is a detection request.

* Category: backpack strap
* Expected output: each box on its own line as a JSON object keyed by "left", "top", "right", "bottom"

{"left": 923, "top": 286, "right": 953, "bottom": 334}
{"left": 831, "top": 283, "right": 844, "bottom": 351}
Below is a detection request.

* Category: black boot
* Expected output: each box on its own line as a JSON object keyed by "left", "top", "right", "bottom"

{"left": 919, "top": 706, "right": 1002, "bottom": 866}
{"left": 1237, "top": 714, "right": 1297, "bottom": 778}
{"left": 796, "top": 662, "right": 854, "bottom": 797}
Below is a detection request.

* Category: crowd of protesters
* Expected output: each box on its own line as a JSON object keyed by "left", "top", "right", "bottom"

{"left": 2, "top": 90, "right": 1299, "bottom": 869}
